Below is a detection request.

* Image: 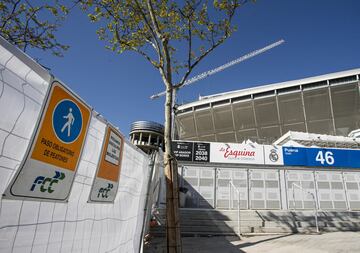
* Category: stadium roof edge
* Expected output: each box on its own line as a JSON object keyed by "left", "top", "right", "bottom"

{"left": 177, "top": 68, "right": 360, "bottom": 111}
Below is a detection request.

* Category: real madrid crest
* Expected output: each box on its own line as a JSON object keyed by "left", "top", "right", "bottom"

{"left": 269, "top": 149, "right": 279, "bottom": 162}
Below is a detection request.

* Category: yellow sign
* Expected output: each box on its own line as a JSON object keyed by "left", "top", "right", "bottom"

{"left": 31, "top": 82, "right": 91, "bottom": 171}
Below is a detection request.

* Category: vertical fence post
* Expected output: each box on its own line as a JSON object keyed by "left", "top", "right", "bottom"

{"left": 292, "top": 185, "right": 296, "bottom": 210}
{"left": 237, "top": 190, "right": 241, "bottom": 236}
{"left": 229, "top": 180, "right": 241, "bottom": 238}
{"left": 229, "top": 182, "right": 232, "bottom": 209}
{"left": 292, "top": 183, "right": 320, "bottom": 234}
{"left": 312, "top": 193, "right": 319, "bottom": 233}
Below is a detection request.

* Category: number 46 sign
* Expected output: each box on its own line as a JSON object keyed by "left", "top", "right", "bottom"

{"left": 283, "top": 147, "right": 360, "bottom": 169}
{"left": 315, "top": 151, "right": 334, "bottom": 165}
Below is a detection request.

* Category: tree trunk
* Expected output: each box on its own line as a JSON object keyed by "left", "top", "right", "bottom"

{"left": 164, "top": 87, "right": 182, "bottom": 253}
{"left": 171, "top": 158, "right": 182, "bottom": 253}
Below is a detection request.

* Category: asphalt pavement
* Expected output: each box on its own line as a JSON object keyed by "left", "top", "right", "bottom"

{"left": 144, "top": 232, "right": 360, "bottom": 253}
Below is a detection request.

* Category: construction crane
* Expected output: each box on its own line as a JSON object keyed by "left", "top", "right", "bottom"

{"left": 150, "top": 39, "right": 285, "bottom": 99}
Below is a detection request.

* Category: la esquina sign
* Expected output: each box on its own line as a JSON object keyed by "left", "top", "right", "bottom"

{"left": 210, "top": 142, "right": 264, "bottom": 164}
{"left": 220, "top": 147, "right": 256, "bottom": 158}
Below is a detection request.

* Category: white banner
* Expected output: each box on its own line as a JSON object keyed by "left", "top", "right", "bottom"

{"left": 210, "top": 142, "right": 264, "bottom": 164}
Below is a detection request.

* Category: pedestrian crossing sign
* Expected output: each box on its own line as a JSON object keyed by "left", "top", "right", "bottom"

{"left": 31, "top": 82, "right": 91, "bottom": 171}
{"left": 4, "top": 81, "right": 91, "bottom": 201}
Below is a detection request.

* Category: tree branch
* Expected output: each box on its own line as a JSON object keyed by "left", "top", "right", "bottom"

{"left": 1, "top": 0, "right": 21, "bottom": 29}
{"left": 114, "top": 24, "right": 159, "bottom": 69}
{"left": 174, "top": 34, "right": 226, "bottom": 89}
{"left": 133, "top": 0, "right": 163, "bottom": 68}
{"left": 146, "top": 0, "right": 163, "bottom": 40}
{"left": 174, "top": 1, "right": 241, "bottom": 89}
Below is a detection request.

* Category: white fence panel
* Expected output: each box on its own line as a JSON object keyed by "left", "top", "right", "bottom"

{"left": 0, "top": 36, "right": 153, "bottom": 253}
{"left": 0, "top": 38, "right": 50, "bottom": 197}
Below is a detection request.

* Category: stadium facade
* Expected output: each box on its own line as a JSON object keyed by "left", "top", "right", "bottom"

{"left": 173, "top": 69, "right": 360, "bottom": 211}
{"left": 175, "top": 68, "right": 360, "bottom": 144}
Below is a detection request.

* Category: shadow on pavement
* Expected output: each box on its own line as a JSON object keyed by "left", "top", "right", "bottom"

{"left": 144, "top": 235, "right": 246, "bottom": 253}
{"left": 144, "top": 234, "right": 296, "bottom": 253}
{"left": 236, "top": 234, "right": 293, "bottom": 250}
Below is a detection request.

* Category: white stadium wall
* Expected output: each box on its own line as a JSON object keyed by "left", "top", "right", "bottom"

{"left": 172, "top": 140, "right": 360, "bottom": 210}
{"left": 0, "top": 37, "right": 154, "bottom": 252}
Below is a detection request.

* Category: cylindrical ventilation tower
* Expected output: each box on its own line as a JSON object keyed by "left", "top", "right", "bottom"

{"left": 129, "top": 121, "right": 164, "bottom": 154}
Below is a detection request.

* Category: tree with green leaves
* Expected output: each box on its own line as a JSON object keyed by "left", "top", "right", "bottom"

{"left": 1, "top": 0, "right": 251, "bottom": 251}
{"left": 79, "top": 0, "right": 250, "bottom": 252}
{"left": 0, "top": 0, "right": 70, "bottom": 57}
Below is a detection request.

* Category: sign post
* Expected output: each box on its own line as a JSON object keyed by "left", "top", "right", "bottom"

{"left": 4, "top": 81, "right": 91, "bottom": 201}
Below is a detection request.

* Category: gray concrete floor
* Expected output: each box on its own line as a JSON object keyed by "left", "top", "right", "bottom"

{"left": 144, "top": 232, "right": 360, "bottom": 253}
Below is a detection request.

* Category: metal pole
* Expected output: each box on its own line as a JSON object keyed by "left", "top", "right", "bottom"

{"left": 342, "top": 172, "right": 350, "bottom": 211}
{"left": 229, "top": 182, "right": 232, "bottom": 209}
{"left": 293, "top": 183, "right": 320, "bottom": 234}
{"left": 292, "top": 185, "right": 296, "bottom": 210}
{"left": 230, "top": 180, "right": 241, "bottom": 238}
{"left": 139, "top": 152, "right": 157, "bottom": 251}
{"left": 237, "top": 190, "right": 241, "bottom": 236}
{"left": 312, "top": 193, "right": 320, "bottom": 233}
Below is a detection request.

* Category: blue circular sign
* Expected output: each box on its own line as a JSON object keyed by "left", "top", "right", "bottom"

{"left": 52, "top": 99, "right": 83, "bottom": 143}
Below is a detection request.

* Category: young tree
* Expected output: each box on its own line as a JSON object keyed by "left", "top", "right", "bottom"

{"left": 0, "top": 0, "right": 70, "bottom": 57}
{"left": 79, "top": 1, "right": 250, "bottom": 252}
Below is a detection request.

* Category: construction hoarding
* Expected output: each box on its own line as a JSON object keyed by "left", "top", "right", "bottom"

{"left": 0, "top": 36, "right": 155, "bottom": 253}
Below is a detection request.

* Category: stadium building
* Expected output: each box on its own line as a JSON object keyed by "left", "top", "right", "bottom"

{"left": 175, "top": 68, "right": 360, "bottom": 144}
{"left": 172, "top": 69, "right": 360, "bottom": 212}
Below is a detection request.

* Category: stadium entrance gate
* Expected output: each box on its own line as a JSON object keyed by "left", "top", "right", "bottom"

{"left": 178, "top": 164, "right": 360, "bottom": 211}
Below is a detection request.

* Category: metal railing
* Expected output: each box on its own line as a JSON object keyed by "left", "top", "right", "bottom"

{"left": 291, "top": 183, "right": 319, "bottom": 233}
{"left": 229, "top": 180, "right": 241, "bottom": 237}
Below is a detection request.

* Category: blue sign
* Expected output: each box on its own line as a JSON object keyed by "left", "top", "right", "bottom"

{"left": 283, "top": 146, "right": 360, "bottom": 168}
{"left": 52, "top": 99, "right": 82, "bottom": 143}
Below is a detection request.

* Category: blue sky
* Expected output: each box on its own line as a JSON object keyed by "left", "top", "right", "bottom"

{"left": 28, "top": 0, "right": 360, "bottom": 136}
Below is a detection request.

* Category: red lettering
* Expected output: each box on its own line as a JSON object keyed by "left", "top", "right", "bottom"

{"left": 222, "top": 147, "right": 256, "bottom": 158}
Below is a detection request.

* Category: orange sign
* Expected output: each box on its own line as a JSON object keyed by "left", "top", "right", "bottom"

{"left": 4, "top": 81, "right": 92, "bottom": 202}
{"left": 97, "top": 126, "right": 124, "bottom": 182}
{"left": 31, "top": 82, "right": 91, "bottom": 171}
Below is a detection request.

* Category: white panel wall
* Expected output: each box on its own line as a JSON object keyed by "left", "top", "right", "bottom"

{"left": 0, "top": 39, "right": 50, "bottom": 196}
{"left": 0, "top": 38, "right": 153, "bottom": 253}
